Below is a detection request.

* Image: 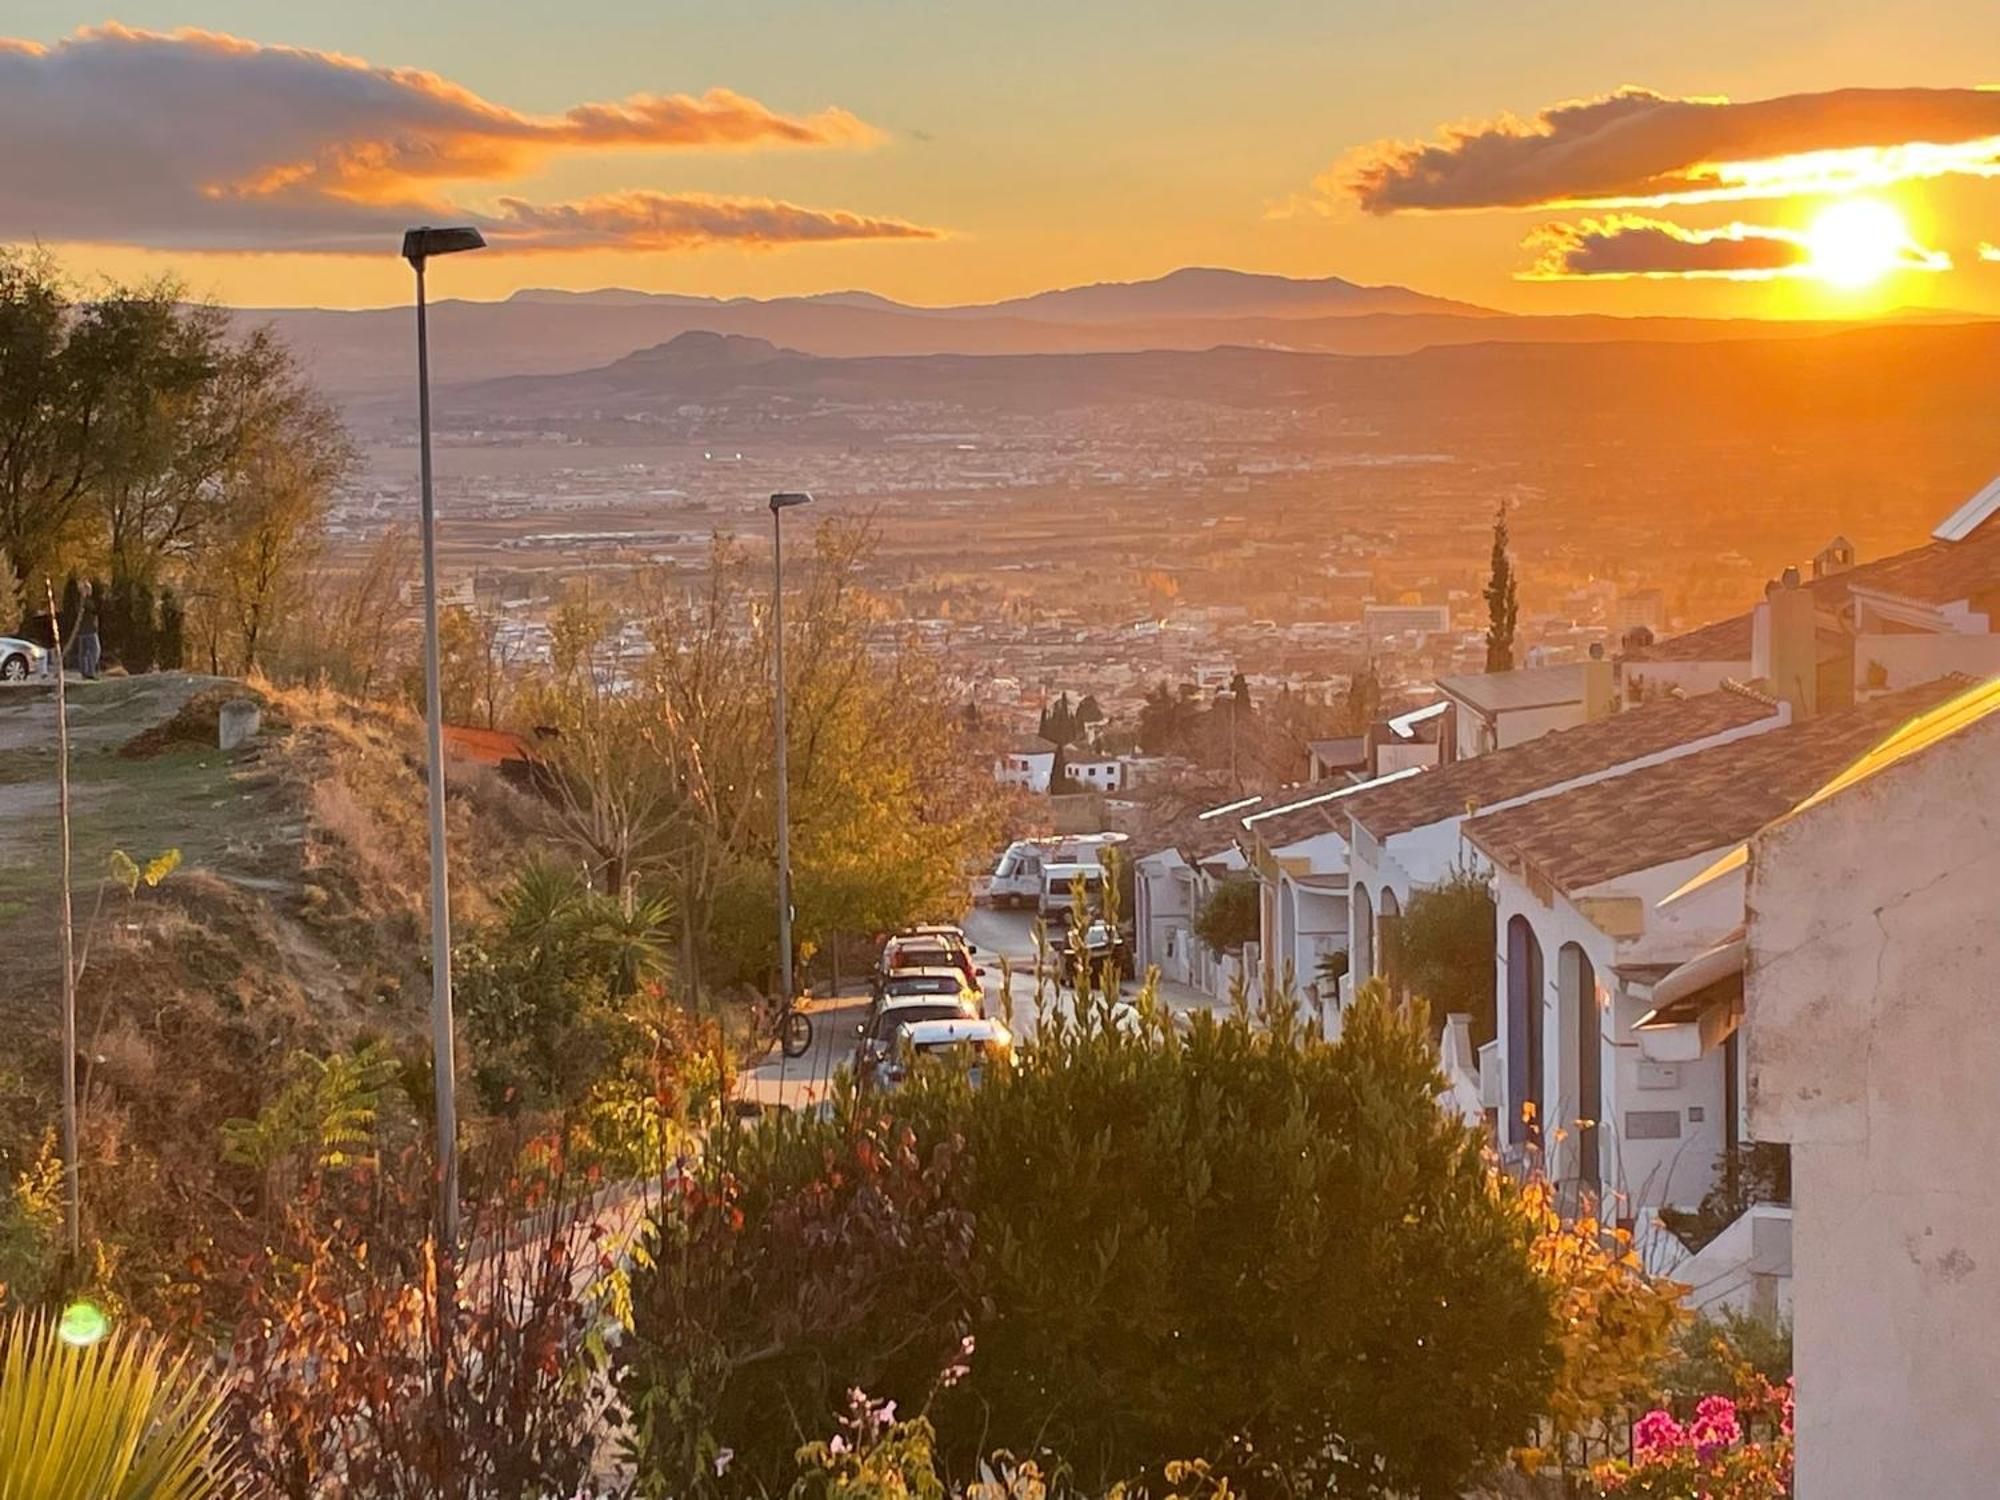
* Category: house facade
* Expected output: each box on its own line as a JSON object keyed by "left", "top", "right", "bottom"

{"left": 1744, "top": 678, "right": 2000, "bottom": 1497}
{"left": 1461, "top": 680, "right": 1965, "bottom": 1213}
{"left": 994, "top": 738, "right": 1058, "bottom": 793}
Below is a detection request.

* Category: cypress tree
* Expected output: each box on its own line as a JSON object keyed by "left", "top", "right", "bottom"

{"left": 1484, "top": 503, "right": 1519, "bottom": 674}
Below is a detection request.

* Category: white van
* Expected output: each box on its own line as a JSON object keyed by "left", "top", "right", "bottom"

{"left": 1038, "top": 862, "right": 1105, "bottom": 920}
{"left": 984, "top": 832, "right": 1128, "bottom": 908}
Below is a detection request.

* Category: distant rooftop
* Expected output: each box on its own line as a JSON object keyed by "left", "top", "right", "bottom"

{"left": 1437, "top": 662, "right": 1590, "bottom": 716}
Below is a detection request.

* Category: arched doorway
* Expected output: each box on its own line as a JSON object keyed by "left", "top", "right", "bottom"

{"left": 1559, "top": 943, "right": 1603, "bottom": 1191}
{"left": 1505, "top": 916, "right": 1545, "bottom": 1149}
{"left": 1378, "top": 886, "right": 1403, "bottom": 998}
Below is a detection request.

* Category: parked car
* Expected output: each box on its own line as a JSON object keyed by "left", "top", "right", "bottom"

{"left": 853, "top": 994, "right": 985, "bottom": 1082}
{"left": 875, "top": 932, "right": 980, "bottom": 993}
{"left": 875, "top": 965, "right": 985, "bottom": 1016}
{"left": 0, "top": 636, "right": 50, "bottom": 682}
{"left": 1053, "top": 920, "right": 1133, "bottom": 987}
{"left": 982, "top": 834, "right": 1127, "bottom": 908}
{"left": 868, "top": 1016, "right": 1014, "bottom": 1091}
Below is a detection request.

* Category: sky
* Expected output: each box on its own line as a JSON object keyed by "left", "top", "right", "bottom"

{"left": 10, "top": 2, "right": 2000, "bottom": 315}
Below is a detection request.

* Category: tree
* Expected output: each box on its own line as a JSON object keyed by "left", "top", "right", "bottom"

{"left": 1228, "top": 669, "right": 1252, "bottom": 716}
{"left": 192, "top": 360, "right": 352, "bottom": 674}
{"left": 1192, "top": 876, "right": 1260, "bottom": 956}
{"left": 528, "top": 522, "right": 999, "bottom": 997}
{"left": 620, "top": 985, "right": 1563, "bottom": 1497}
{"left": 1399, "top": 868, "right": 1499, "bottom": 1046}
{"left": 1485, "top": 502, "right": 1520, "bottom": 674}
{"left": 430, "top": 602, "right": 517, "bottom": 728}
{"left": 1339, "top": 659, "right": 1383, "bottom": 734}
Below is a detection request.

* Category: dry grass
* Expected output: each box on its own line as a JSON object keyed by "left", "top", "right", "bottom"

{"left": 0, "top": 673, "right": 556, "bottom": 1316}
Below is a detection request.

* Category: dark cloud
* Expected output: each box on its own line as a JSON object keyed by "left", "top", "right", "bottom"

{"left": 1339, "top": 85, "right": 2000, "bottom": 213}
{"left": 1521, "top": 214, "right": 1948, "bottom": 280}
{"left": 0, "top": 24, "right": 932, "bottom": 254}
{"left": 1523, "top": 217, "right": 1809, "bottom": 280}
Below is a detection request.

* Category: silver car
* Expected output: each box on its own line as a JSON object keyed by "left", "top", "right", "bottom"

{"left": 0, "top": 637, "right": 49, "bottom": 682}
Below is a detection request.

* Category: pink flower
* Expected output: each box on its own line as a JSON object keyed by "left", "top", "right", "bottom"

{"left": 1632, "top": 1408, "right": 1688, "bottom": 1460}
{"left": 1691, "top": 1394, "right": 1742, "bottom": 1460}
{"left": 828, "top": 1435, "right": 849, "bottom": 1457}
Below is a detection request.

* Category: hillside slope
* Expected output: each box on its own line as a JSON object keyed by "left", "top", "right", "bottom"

{"left": 0, "top": 676, "right": 544, "bottom": 1305}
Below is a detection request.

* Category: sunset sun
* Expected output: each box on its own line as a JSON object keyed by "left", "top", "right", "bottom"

{"left": 1803, "top": 197, "right": 1913, "bottom": 289}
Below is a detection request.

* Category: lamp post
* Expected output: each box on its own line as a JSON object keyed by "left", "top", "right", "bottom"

{"left": 769, "top": 491, "right": 812, "bottom": 1006}
{"left": 402, "top": 225, "right": 485, "bottom": 1250}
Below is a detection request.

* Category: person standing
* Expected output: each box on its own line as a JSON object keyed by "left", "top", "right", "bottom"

{"left": 74, "top": 581, "right": 100, "bottom": 681}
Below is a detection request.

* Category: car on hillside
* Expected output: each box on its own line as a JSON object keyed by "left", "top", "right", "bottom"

{"left": 852, "top": 994, "right": 988, "bottom": 1083}
{"left": 1052, "top": 920, "right": 1133, "bottom": 987}
{"left": 0, "top": 637, "right": 50, "bottom": 682}
{"left": 866, "top": 1016, "right": 1014, "bottom": 1092}
{"left": 875, "top": 932, "right": 980, "bottom": 993}
{"left": 876, "top": 965, "right": 984, "bottom": 1015}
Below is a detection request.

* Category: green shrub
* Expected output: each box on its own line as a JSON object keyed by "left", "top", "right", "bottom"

{"left": 619, "top": 984, "right": 1562, "bottom": 1497}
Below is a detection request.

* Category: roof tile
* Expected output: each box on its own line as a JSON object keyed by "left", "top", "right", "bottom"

{"left": 1344, "top": 687, "right": 1779, "bottom": 841}
{"left": 1462, "top": 678, "right": 1968, "bottom": 891}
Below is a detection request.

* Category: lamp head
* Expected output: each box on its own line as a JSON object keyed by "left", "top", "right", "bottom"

{"left": 769, "top": 491, "right": 814, "bottom": 512}
{"left": 403, "top": 226, "right": 487, "bottom": 266}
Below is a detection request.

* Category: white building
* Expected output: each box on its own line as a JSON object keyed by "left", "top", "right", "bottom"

{"left": 1435, "top": 657, "right": 1616, "bottom": 760}
{"left": 1624, "top": 481, "right": 2000, "bottom": 702}
{"left": 1460, "top": 678, "right": 1964, "bottom": 1213}
{"left": 1742, "top": 676, "right": 2000, "bottom": 1497}
{"left": 1340, "top": 685, "right": 1786, "bottom": 994}
{"left": 993, "top": 737, "right": 1058, "bottom": 793}
{"left": 1063, "top": 756, "right": 1124, "bottom": 793}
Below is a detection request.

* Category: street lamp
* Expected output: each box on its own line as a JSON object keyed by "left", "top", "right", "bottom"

{"left": 403, "top": 224, "right": 485, "bottom": 1250}
{"left": 769, "top": 491, "right": 812, "bottom": 1007}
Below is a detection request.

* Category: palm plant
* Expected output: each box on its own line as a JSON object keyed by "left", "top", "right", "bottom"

{"left": 0, "top": 1311, "right": 238, "bottom": 1498}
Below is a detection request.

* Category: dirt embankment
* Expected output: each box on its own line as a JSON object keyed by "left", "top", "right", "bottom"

{"left": 0, "top": 673, "right": 546, "bottom": 1304}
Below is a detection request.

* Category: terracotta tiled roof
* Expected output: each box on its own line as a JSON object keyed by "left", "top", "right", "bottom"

{"left": 1462, "top": 678, "right": 1968, "bottom": 892}
{"left": 441, "top": 724, "right": 536, "bottom": 766}
{"left": 1343, "top": 687, "right": 1780, "bottom": 841}
{"left": 1243, "top": 768, "right": 1422, "bottom": 851}
{"left": 1629, "top": 612, "right": 1754, "bottom": 663}
{"left": 1841, "top": 522, "right": 2000, "bottom": 609}
{"left": 1627, "top": 529, "right": 2000, "bottom": 665}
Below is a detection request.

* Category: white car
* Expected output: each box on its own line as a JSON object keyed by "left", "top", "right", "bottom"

{"left": 0, "top": 637, "right": 49, "bottom": 682}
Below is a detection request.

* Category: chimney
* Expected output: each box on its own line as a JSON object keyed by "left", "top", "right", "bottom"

{"left": 1812, "top": 536, "right": 1856, "bottom": 580}
{"left": 1753, "top": 567, "right": 1818, "bottom": 718}
{"left": 1583, "top": 641, "right": 1616, "bottom": 721}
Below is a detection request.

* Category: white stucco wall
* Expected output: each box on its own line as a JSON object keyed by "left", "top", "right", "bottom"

{"left": 1855, "top": 631, "right": 2000, "bottom": 691}
{"left": 1747, "top": 709, "right": 2000, "bottom": 1499}
{"left": 1485, "top": 848, "right": 1741, "bottom": 1209}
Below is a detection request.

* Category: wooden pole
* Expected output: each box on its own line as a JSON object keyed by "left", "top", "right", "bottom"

{"left": 45, "top": 578, "right": 79, "bottom": 1262}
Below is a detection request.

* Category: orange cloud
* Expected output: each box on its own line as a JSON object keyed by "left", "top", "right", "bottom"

{"left": 1336, "top": 85, "right": 2000, "bottom": 213}
{"left": 0, "top": 24, "right": 927, "bottom": 254}
{"left": 1522, "top": 213, "right": 1949, "bottom": 281}
{"left": 488, "top": 192, "right": 943, "bottom": 252}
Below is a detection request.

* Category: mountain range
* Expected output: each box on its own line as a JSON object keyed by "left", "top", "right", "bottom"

{"left": 241, "top": 265, "right": 1991, "bottom": 404}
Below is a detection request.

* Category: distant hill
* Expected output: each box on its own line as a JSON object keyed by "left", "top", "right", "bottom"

{"left": 429, "top": 319, "right": 2000, "bottom": 441}
{"left": 925, "top": 266, "right": 1497, "bottom": 322}
{"left": 237, "top": 263, "right": 1994, "bottom": 404}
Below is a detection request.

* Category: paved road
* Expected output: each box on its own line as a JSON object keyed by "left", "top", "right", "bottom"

{"left": 736, "top": 905, "right": 1236, "bottom": 1113}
